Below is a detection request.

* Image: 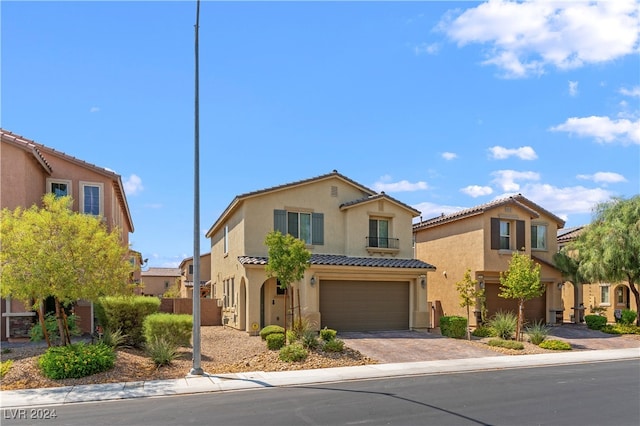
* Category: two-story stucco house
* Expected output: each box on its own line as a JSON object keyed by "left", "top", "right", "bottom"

{"left": 413, "top": 194, "right": 565, "bottom": 328}
{"left": 205, "top": 170, "right": 436, "bottom": 334}
{"left": 1, "top": 129, "right": 136, "bottom": 340}
{"left": 178, "top": 253, "right": 212, "bottom": 298}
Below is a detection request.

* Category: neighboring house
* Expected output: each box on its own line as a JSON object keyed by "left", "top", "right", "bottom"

{"left": 178, "top": 253, "right": 212, "bottom": 298}
{"left": 205, "top": 170, "right": 436, "bottom": 334}
{"left": 140, "top": 268, "right": 182, "bottom": 297}
{"left": 557, "top": 226, "right": 637, "bottom": 324}
{"left": 413, "top": 194, "right": 566, "bottom": 328}
{"left": 0, "top": 129, "right": 136, "bottom": 340}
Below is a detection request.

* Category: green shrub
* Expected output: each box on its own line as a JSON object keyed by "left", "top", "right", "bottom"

{"left": 96, "top": 296, "right": 161, "bottom": 347}
{"left": 440, "top": 316, "right": 467, "bottom": 339}
{"left": 320, "top": 327, "right": 337, "bottom": 342}
{"left": 146, "top": 337, "right": 180, "bottom": 366}
{"left": 619, "top": 309, "right": 637, "bottom": 325}
{"left": 143, "top": 313, "right": 192, "bottom": 347}
{"left": 286, "top": 330, "right": 297, "bottom": 344}
{"left": 1, "top": 360, "right": 13, "bottom": 378}
{"left": 487, "top": 339, "right": 524, "bottom": 350}
{"left": 30, "top": 312, "right": 81, "bottom": 343}
{"left": 601, "top": 324, "right": 640, "bottom": 335}
{"left": 323, "top": 338, "right": 345, "bottom": 352}
{"left": 279, "top": 343, "right": 308, "bottom": 362}
{"left": 99, "top": 327, "right": 128, "bottom": 348}
{"left": 525, "top": 320, "right": 549, "bottom": 345}
{"left": 472, "top": 326, "right": 496, "bottom": 338}
{"left": 39, "top": 343, "right": 115, "bottom": 379}
{"left": 539, "top": 339, "right": 572, "bottom": 351}
{"left": 585, "top": 314, "right": 607, "bottom": 330}
{"left": 291, "top": 317, "right": 314, "bottom": 341}
{"left": 301, "top": 330, "right": 320, "bottom": 349}
{"left": 260, "top": 325, "right": 285, "bottom": 340}
{"left": 266, "top": 333, "right": 285, "bottom": 350}
{"left": 488, "top": 311, "right": 517, "bottom": 340}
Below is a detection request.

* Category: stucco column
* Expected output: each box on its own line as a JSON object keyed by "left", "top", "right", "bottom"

{"left": 412, "top": 275, "right": 429, "bottom": 330}
{"left": 245, "top": 270, "right": 264, "bottom": 335}
{"left": 300, "top": 271, "right": 321, "bottom": 331}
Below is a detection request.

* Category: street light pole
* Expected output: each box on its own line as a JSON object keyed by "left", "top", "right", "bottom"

{"left": 190, "top": 0, "right": 203, "bottom": 376}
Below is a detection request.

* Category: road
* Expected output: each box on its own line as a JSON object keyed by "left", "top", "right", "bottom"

{"left": 2, "top": 360, "right": 639, "bottom": 426}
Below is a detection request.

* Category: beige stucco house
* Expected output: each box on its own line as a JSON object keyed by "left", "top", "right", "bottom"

{"left": 413, "top": 194, "right": 566, "bottom": 328}
{"left": 205, "top": 170, "right": 436, "bottom": 334}
{"left": 140, "top": 268, "right": 182, "bottom": 297}
{"left": 178, "top": 253, "right": 212, "bottom": 298}
{"left": 557, "top": 226, "right": 638, "bottom": 324}
{"left": 1, "top": 129, "right": 136, "bottom": 340}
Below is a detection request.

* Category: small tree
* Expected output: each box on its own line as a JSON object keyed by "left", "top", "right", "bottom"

{"left": 455, "top": 269, "right": 485, "bottom": 340}
{"left": 264, "top": 231, "right": 311, "bottom": 343}
{"left": 499, "top": 251, "right": 543, "bottom": 341}
{"left": 0, "top": 194, "right": 134, "bottom": 346}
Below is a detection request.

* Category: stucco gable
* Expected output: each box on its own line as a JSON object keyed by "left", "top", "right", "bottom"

{"left": 339, "top": 193, "right": 421, "bottom": 217}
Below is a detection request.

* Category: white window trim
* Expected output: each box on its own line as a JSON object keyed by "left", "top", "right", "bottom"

{"left": 46, "top": 178, "right": 73, "bottom": 198}
{"left": 79, "top": 181, "right": 104, "bottom": 216}
{"left": 531, "top": 222, "right": 548, "bottom": 251}
{"left": 599, "top": 283, "right": 611, "bottom": 306}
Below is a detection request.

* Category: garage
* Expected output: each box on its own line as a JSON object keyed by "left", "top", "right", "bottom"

{"left": 484, "top": 283, "right": 546, "bottom": 324}
{"left": 320, "top": 280, "right": 409, "bottom": 331}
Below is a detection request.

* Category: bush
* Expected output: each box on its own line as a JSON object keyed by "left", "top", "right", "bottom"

{"left": 618, "top": 309, "right": 637, "bottom": 325}
{"left": 487, "top": 339, "right": 524, "bottom": 350}
{"left": 439, "top": 316, "right": 467, "bottom": 339}
{"left": 488, "top": 311, "right": 517, "bottom": 340}
{"left": 146, "top": 337, "right": 180, "bottom": 366}
{"left": 286, "top": 330, "right": 297, "bottom": 344}
{"left": 585, "top": 314, "right": 607, "bottom": 330}
{"left": 291, "top": 317, "right": 315, "bottom": 341}
{"left": 525, "top": 320, "right": 549, "bottom": 345}
{"left": 301, "top": 330, "right": 320, "bottom": 349}
{"left": 1, "top": 360, "right": 13, "bottom": 378}
{"left": 320, "top": 327, "right": 337, "bottom": 342}
{"left": 143, "top": 313, "right": 192, "bottom": 347}
{"left": 39, "top": 343, "right": 115, "bottom": 379}
{"left": 260, "top": 325, "right": 285, "bottom": 340}
{"left": 30, "top": 312, "right": 81, "bottom": 343}
{"left": 99, "top": 327, "right": 128, "bottom": 348}
{"left": 96, "top": 296, "right": 161, "bottom": 347}
{"left": 601, "top": 324, "right": 640, "bottom": 335}
{"left": 472, "top": 326, "right": 496, "bottom": 338}
{"left": 323, "top": 338, "right": 345, "bottom": 353}
{"left": 266, "top": 333, "right": 285, "bottom": 350}
{"left": 539, "top": 339, "right": 572, "bottom": 351}
{"left": 279, "top": 343, "right": 308, "bottom": 362}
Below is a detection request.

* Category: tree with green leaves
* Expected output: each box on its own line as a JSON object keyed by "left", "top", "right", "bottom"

{"left": 264, "top": 231, "right": 311, "bottom": 343}
{"left": 455, "top": 269, "right": 485, "bottom": 340}
{"left": 572, "top": 196, "right": 640, "bottom": 325}
{"left": 499, "top": 251, "right": 543, "bottom": 341}
{"left": 0, "top": 194, "right": 134, "bottom": 346}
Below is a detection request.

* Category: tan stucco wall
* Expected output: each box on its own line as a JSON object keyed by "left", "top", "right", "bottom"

{"left": 562, "top": 281, "right": 638, "bottom": 323}
{"left": 0, "top": 142, "right": 47, "bottom": 210}
{"left": 140, "top": 276, "right": 179, "bottom": 297}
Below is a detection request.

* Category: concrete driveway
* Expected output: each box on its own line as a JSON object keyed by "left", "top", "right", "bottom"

{"left": 339, "top": 324, "right": 640, "bottom": 364}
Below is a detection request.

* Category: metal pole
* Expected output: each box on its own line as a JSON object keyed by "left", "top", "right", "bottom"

{"left": 190, "top": 0, "right": 203, "bottom": 376}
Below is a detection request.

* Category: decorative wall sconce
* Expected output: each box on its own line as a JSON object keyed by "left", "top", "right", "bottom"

{"left": 477, "top": 274, "right": 485, "bottom": 289}
{"left": 419, "top": 275, "right": 426, "bottom": 289}
{"left": 310, "top": 275, "right": 316, "bottom": 286}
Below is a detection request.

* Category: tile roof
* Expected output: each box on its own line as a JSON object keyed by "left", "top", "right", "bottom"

{"left": 141, "top": 267, "right": 181, "bottom": 277}
{"left": 238, "top": 254, "right": 436, "bottom": 270}
{"left": 414, "top": 194, "right": 565, "bottom": 230}
{"left": 557, "top": 225, "right": 585, "bottom": 244}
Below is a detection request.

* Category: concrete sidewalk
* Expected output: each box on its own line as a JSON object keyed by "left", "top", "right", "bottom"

{"left": 2, "top": 347, "right": 638, "bottom": 409}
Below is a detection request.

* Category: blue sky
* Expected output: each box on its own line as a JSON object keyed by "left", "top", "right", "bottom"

{"left": 2, "top": 1, "right": 639, "bottom": 268}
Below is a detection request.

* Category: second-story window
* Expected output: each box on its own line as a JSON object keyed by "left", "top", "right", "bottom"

{"left": 288, "top": 212, "right": 311, "bottom": 244}
{"left": 491, "top": 218, "right": 525, "bottom": 251}
{"left": 188, "top": 264, "right": 194, "bottom": 275}
{"left": 369, "top": 219, "right": 389, "bottom": 248}
{"left": 500, "top": 221, "right": 511, "bottom": 250}
{"left": 46, "top": 178, "right": 72, "bottom": 198}
{"left": 274, "top": 210, "right": 324, "bottom": 245}
{"left": 223, "top": 225, "right": 229, "bottom": 254}
{"left": 531, "top": 224, "right": 547, "bottom": 250}
{"left": 80, "top": 182, "right": 103, "bottom": 216}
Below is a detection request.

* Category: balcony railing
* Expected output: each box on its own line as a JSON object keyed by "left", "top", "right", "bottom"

{"left": 366, "top": 237, "right": 399, "bottom": 249}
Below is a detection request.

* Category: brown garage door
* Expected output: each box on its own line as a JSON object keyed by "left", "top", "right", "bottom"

{"left": 320, "top": 280, "right": 409, "bottom": 331}
{"left": 485, "top": 283, "right": 546, "bottom": 324}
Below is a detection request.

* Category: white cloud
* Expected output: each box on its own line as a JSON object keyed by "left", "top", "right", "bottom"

{"left": 620, "top": 86, "right": 640, "bottom": 98}
{"left": 491, "top": 170, "right": 540, "bottom": 191}
{"left": 412, "top": 201, "right": 464, "bottom": 221}
{"left": 123, "top": 174, "right": 144, "bottom": 195}
{"left": 144, "top": 203, "right": 163, "bottom": 209}
{"left": 414, "top": 42, "right": 440, "bottom": 55}
{"left": 516, "top": 183, "right": 613, "bottom": 217}
{"left": 460, "top": 185, "right": 493, "bottom": 197}
{"left": 489, "top": 146, "right": 538, "bottom": 160}
{"left": 569, "top": 81, "right": 579, "bottom": 97}
{"left": 90, "top": 106, "right": 100, "bottom": 113}
{"left": 442, "top": 152, "right": 457, "bottom": 160}
{"left": 373, "top": 178, "right": 429, "bottom": 193}
{"left": 576, "top": 172, "right": 627, "bottom": 184}
{"left": 550, "top": 115, "right": 640, "bottom": 145}
{"left": 439, "top": 0, "right": 640, "bottom": 78}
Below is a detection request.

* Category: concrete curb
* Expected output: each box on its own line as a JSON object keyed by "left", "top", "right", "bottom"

{"left": 1, "top": 347, "right": 638, "bottom": 409}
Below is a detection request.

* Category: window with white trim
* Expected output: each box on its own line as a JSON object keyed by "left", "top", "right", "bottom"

{"left": 46, "top": 178, "right": 72, "bottom": 198}
{"left": 369, "top": 218, "right": 390, "bottom": 248}
{"left": 531, "top": 224, "right": 547, "bottom": 250}
{"left": 500, "top": 221, "right": 511, "bottom": 250}
{"left": 273, "top": 210, "right": 324, "bottom": 245}
{"left": 600, "top": 285, "right": 610, "bottom": 305}
{"left": 80, "top": 182, "right": 104, "bottom": 216}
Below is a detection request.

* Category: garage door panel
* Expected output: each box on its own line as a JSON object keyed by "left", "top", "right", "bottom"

{"left": 320, "top": 280, "right": 409, "bottom": 332}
